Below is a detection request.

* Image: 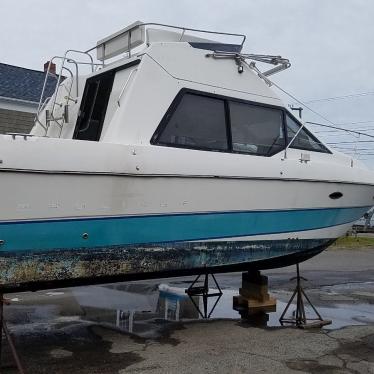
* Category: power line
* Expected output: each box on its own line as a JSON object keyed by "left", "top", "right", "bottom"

{"left": 302, "top": 91, "right": 374, "bottom": 104}
{"left": 308, "top": 121, "right": 374, "bottom": 136}
{"left": 310, "top": 123, "right": 374, "bottom": 131}
{"left": 332, "top": 147, "right": 374, "bottom": 151}
{"left": 336, "top": 120, "right": 374, "bottom": 126}
{"left": 331, "top": 147, "right": 374, "bottom": 152}
{"left": 346, "top": 153, "right": 374, "bottom": 156}
{"left": 246, "top": 61, "right": 337, "bottom": 126}
{"left": 306, "top": 121, "right": 374, "bottom": 139}
{"left": 334, "top": 152, "right": 374, "bottom": 157}
{"left": 314, "top": 127, "right": 374, "bottom": 134}
{"left": 327, "top": 140, "right": 374, "bottom": 144}
{"left": 258, "top": 70, "right": 374, "bottom": 144}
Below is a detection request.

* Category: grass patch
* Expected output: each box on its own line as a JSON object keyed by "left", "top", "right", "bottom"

{"left": 332, "top": 236, "right": 374, "bottom": 249}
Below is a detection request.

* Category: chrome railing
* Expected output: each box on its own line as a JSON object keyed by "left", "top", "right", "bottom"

{"left": 86, "top": 22, "right": 247, "bottom": 61}
{"left": 36, "top": 49, "right": 102, "bottom": 136}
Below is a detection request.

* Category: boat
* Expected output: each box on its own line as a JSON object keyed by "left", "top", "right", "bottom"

{"left": 0, "top": 21, "right": 373, "bottom": 292}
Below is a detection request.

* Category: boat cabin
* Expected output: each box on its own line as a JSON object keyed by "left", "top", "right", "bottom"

{"left": 31, "top": 21, "right": 330, "bottom": 160}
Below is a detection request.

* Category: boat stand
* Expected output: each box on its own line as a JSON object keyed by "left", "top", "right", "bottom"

{"left": 233, "top": 270, "right": 276, "bottom": 324}
{"left": 279, "top": 264, "right": 331, "bottom": 328}
{"left": 185, "top": 273, "right": 223, "bottom": 319}
{"left": 0, "top": 294, "right": 25, "bottom": 373}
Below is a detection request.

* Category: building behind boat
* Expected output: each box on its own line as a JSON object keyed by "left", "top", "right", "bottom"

{"left": 0, "top": 62, "right": 59, "bottom": 134}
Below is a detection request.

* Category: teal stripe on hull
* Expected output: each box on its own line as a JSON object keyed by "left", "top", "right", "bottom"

{"left": 0, "top": 206, "right": 369, "bottom": 252}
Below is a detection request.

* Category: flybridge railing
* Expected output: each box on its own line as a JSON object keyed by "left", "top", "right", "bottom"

{"left": 85, "top": 22, "right": 247, "bottom": 62}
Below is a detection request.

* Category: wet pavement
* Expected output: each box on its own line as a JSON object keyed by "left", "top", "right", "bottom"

{"left": 1, "top": 247, "right": 374, "bottom": 373}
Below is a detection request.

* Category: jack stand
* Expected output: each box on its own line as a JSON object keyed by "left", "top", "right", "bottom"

{"left": 279, "top": 264, "right": 331, "bottom": 329}
{"left": 0, "top": 293, "right": 25, "bottom": 373}
{"left": 185, "top": 273, "right": 223, "bottom": 319}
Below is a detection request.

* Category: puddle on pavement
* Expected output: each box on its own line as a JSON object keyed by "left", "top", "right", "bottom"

{"left": 7, "top": 280, "right": 374, "bottom": 338}
{"left": 322, "top": 281, "right": 374, "bottom": 296}
{"left": 71, "top": 281, "right": 374, "bottom": 336}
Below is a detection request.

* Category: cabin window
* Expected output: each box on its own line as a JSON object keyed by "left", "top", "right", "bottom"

{"left": 152, "top": 89, "right": 330, "bottom": 156}
{"left": 229, "top": 101, "right": 285, "bottom": 156}
{"left": 73, "top": 70, "right": 115, "bottom": 141}
{"left": 155, "top": 93, "right": 228, "bottom": 151}
{"left": 286, "top": 114, "right": 330, "bottom": 153}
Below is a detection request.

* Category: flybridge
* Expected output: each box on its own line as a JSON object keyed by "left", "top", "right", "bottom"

{"left": 90, "top": 21, "right": 247, "bottom": 61}
{"left": 89, "top": 21, "right": 290, "bottom": 79}
{"left": 95, "top": 21, "right": 146, "bottom": 61}
{"left": 35, "top": 21, "right": 291, "bottom": 138}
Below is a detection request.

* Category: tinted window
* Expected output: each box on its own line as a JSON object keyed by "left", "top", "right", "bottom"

{"left": 229, "top": 101, "right": 285, "bottom": 156}
{"left": 156, "top": 93, "right": 228, "bottom": 151}
{"left": 286, "top": 115, "right": 329, "bottom": 153}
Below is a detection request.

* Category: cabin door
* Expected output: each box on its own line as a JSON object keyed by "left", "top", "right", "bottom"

{"left": 73, "top": 70, "right": 115, "bottom": 141}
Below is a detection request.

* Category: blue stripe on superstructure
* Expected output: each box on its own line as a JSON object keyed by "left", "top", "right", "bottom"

{"left": 0, "top": 206, "right": 370, "bottom": 252}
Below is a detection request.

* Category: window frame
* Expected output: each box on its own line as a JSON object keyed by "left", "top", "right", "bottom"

{"left": 228, "top": 99, "right": 287, "bottom": 157}
{"left": 151, "top": 90, "right": 231, "bottom": 153}
{"left": 73, "top": 59, "right": 140, "bottom": 142}
{"left": 284, "top": 111, "right": 332, "bottom": 154}
{"left": 151, "top": 88, "right": 331, "bottom": 156}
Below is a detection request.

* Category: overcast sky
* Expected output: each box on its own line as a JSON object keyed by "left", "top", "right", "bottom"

{"left": 1, "top": 0, "right": 374, "bottom": 164}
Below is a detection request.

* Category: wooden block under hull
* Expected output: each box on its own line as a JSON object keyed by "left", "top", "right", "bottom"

{"left": 233, "top": 295, "right": 276, "bottom": 313}
{"left": 238, "top": 311, "right": 270, "bottom": 323}
{"left": 239, "top": 286, "right": 270, "bottom": 302}
{"left": 242, "top": 271, "right": 268, "bottom": 286}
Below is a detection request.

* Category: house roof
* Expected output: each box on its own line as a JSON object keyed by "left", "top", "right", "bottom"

{"left": 0, "top": 63, "right": 58, "bottom": 104}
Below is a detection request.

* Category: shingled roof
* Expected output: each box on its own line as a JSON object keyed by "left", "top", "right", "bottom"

{"left": 0, "top": 63, "right": 58, "bottom": 103}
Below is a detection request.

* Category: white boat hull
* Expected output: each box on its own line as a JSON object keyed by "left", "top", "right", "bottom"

{"left": 0, "top": 170, "right": 372, "bottom": 291}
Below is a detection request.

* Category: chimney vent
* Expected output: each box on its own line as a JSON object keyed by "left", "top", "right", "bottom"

{"left": 44, "top": 61, "right": 56, "bottom": 75}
